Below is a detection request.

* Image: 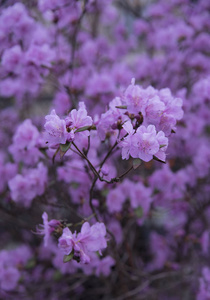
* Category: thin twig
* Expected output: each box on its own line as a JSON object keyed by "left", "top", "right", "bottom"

{"left": 89, "top": 175, "right": 100, "bottom": 222}
{"left": 99, "top": 140, "right": 118, "bottom": 170}
{"left": 118, "top": 165, "right": 133, "bottom": 180}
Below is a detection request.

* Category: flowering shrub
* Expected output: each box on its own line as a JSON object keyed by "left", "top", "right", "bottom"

{"left": 0, "top": 0, "right": 210, "bottom": 299}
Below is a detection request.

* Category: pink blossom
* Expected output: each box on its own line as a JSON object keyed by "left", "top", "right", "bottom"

{"left": 58, "top": 222, "right": 107, "bottom": 264}
{"left": 120, "top": 120, "right": 135, "bottom": 160}
{"left": 44, "top": 109, "right": 67, "bottom": 147}
{"left": 58, "top": 227, "right": 77, "bottom": 256}
{"left": 1, "top": 45, "right": 23, "bottom": 74}
{"left": 130, "top": 125, "right": 159, "bottom": 162}
{"left": 65, "top": 102, "right": 93, "bottom": 141}
{"left": 107, "top": 187, "right": 126, "bottom": 213}
{"left": 36, "top": 212, "right": 61, "bottom": 247}
{"left": 123, "top": 78, "right": 148, "bottom": 114}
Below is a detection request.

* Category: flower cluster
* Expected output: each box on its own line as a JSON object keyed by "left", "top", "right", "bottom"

{"left": 0, "top": 246, "right": 31, "bottom": 292}
{"left": 58, "top": 222, "right": 107, "bottom": 264}
{"left": 44, "top": 102, "right": 92, "bottom": 147}
{"left": 8, "top": 163, "right": 48, "bottom": 207}
{"left": 0, "top": 3, "right": 56, "bottom": 99}
{"left": 9, "top": 119, "right": 42, "bottom": 165}
{"left": 121, "top": 121, "right": 168, "bottom": 162}
{"left": 0, "top": 0, "right": 210, "bottom": 299}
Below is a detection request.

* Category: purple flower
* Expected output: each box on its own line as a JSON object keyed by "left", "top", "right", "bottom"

{"left": 12, "top": 119, "right": 39, "bottom": 150}
{"left": 36, "top": 212, "right": 61, "bottom": 247}
{"left": 193, "top": 144, "right": 210, "bottom": 178}
{"left": 57, "top": 159, "right": 90, "bottom": 185}
{"left": 11, "top": 245, "right": 32, "bottom": 267}
{"left": 157, "top": 89, "right": 184, "bottom": 135}
{"left": 25, "top": 44, "right": 55, "bottom": 68}
{"left": 129, "top": 182, "right": 152, "bottom": 212}
{"left": 52, "top": 251, "right": 78, "bottom": 275}
{"left": 123, "top": 78, "right": 148, "bottom": 114}
{"left": 160, "top": 91, "right": 183, "bottom": 121}
{"left": 8, "top": 163, "right": 48, "bottom": 207}
{"left": 144, "top": 95, "right": 165, "bottom": 126}
{"left": 0, "top": 78, "right": 22, "bottom": 98}
{"left": 0, "top": 266, "right": 20, "bottom": 291}
{"left": 107, "top": 219, "right": 123, "bottom": 244}
{"left": 65, "top": 102, "right": 93, "bottom": 141}
{"left": 130, "top": 125, "right": 159, "bottom": 162}
{"left": 97, "top": 97, "right": 126, "bottom": 141}
{"left": 120, "top": 121, "right": 168, "bottom": 162}
{"left": 9, "top": 145, "right": 41, "bottom": 166}
{"left": 20, "top": 65, "right": 43, "bottom": 94}
{"left": 8, "top": 119, "right": 41, "bottom": 165}
{"left": 77, "top": 222, "right": 107, "bottom": 253}
{"left": 158, "top": 113, "right": 177, "bottom": 136}
{"left": 58, "top": 227, "right": 77, "bottom": 256}
{"left": 58, "top": 222, "right": 107, "bottom": 264}
{"left": 27, "top": 162, "right": 48, "bottom": 197}
{"left": 1, "top": 45, "right": 23, "bottom": 74}
{"left": 76, "top": 222, "right": 107, "bottom": 263}
{"left": 44, "top": 109, "right": 67, "bottom": 147}
{"left": 95, "top": 256, "right": 115, "bottom": 277}
{"left": 120, "top": 120, "right": 135, "bottom": 160}
{"left": 155, "top": 131, "right": 168, "bottom": 162}
{"left": 52, "top": 92, "right": 71, "bottom": 116}
{"left": 146, "top": 232, "right": 170, "bottom": 272}
{"left": 8, "top": 174, "right": 35, "bottom": 207}
{"left": 85, "top": 73, "right": 116, "bottom": 97}
{"left": 0, "top": 160, "right": 17, "bottom": 193}
{"left": 106, "top": 187, "right": 126, "bottom": 213}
